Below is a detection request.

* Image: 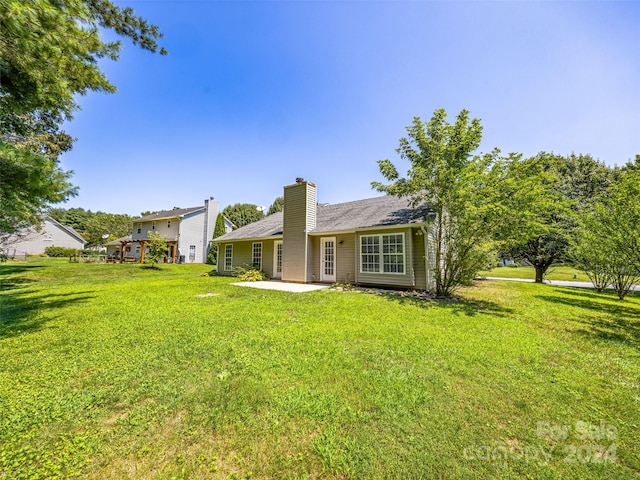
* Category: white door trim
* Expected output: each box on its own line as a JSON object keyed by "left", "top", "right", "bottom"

{"left": 273, "top": 240, "right": 283, "bottom": 279}
{"left": 320, "top": 237, "right": 336, "bottom": 283}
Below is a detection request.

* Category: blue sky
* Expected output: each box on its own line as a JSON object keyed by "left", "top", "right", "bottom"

{"left": 59, "top": 1, "right": 640, "bottom": 216}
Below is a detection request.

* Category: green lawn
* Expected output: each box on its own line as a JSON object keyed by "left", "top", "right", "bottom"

{"left": 478, "top": 265, "right": 591, "bottom": 282}
{"left": 1, "top": 259, "right": 639, "bottom": 479}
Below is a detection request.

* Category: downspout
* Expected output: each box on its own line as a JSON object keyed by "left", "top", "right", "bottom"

{"left": 203, "top": 199, "right": 210, "bottom": 263}
{"left": 420, "top": 223, "right": 432, "bottom": 293}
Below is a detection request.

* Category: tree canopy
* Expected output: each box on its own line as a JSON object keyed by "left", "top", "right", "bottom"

{"left": 501, "top": 152, "right": 612, "bottom": 282}
{"left": 47, "top": 207, "right": 134, "bottom": 247}
{"left": 373, "top": 109, "right": 517, "bottom": 296}
{"left": 267, "top": 196, "right": 284, "bottom": 216}
{"left": 0, "top": 0, "right": 165, "bottom": 234}
{"left": 222, "top": 203, "right": 265, "bottom": 230}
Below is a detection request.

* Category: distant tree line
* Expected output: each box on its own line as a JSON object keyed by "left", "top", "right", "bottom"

{"left": 47, "top": 207, "right": 134, "bottom": 247}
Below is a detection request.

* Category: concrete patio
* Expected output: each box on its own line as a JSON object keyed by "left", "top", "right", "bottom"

{"left": 232, "top": 280, "right": 331, "bottom": 293}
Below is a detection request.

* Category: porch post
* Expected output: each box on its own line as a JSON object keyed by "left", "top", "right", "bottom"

{"left": 140, "top": 241, "right": 146, "bottom": 263}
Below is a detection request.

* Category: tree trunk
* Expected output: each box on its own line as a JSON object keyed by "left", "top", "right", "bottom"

{"left": 534, "top": 265, "right": 545, "bottom": 283}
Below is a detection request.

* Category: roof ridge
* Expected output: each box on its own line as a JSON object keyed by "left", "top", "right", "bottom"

{"left": 318, "top": 194, "right": 402, "bottom": 208}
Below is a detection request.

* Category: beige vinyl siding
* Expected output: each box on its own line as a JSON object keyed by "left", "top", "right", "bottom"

{"left": 308, "top": 233, "right": 356, "bottom": 283}
{"left": 219, "top": 241, "right": 253, "bottom": 274}
{"left": 411, "top": 228, "right": 428, "bottom": 290}
{"left": 335, "top": 234, "right": 356, "bottom": 284}
{"left": 282, "top": 182, "right": 315, "bottom": 282}
{"left": 217, "top": 239, "right": 278, "bottom": 277}
{"left": 262, "top": 240, "right": 275, "bottom": 277}
{"left": 355, "top": 227, "right": 416, "bottom": 288}
{"left": 425, "top": 221, "right": 438, "bottom": 291}
{"left": 336, "top": 233, "right": 356, "bottom": 283}
{"left": 308, "top": 236, "right": 319, "bottom": 282}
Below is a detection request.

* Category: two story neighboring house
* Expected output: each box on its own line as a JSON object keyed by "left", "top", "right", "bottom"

{"left": 108, "top": 198, "right": 232, "bottom": 263}
{"left": 214, "top": 179, "right": 438, "bottom": 290}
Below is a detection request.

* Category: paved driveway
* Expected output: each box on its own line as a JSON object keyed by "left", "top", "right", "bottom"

{"left": 482, "top": 276, "right": 639, "bottom": 291}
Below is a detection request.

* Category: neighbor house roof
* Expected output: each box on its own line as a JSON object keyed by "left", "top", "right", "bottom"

{"left": 215, "top": 195, "right": 433, "bottom": 242}
{"left": 133, "top": 206, "right": 203, "bottom": 223}
{"left": 44, "top": 216, "right": 86, "bottom": 244}
{"left": 105, "top": 235, "right": 132, "bottom": 246}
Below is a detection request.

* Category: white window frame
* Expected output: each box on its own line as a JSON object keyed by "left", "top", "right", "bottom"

{"left": 189, "top": 244, "right": 196, "bottom": 261}
{"left": 224, "top": 244, "right": 233, "bottom": 271}
{"left": 252, "top": 242, "right": 263, "bottom": 270}
{"left": 136, "top": 223, "right": 141, "bottom": 234}
{"left": 359, "top": 232, "right": 406, "bottom": 275}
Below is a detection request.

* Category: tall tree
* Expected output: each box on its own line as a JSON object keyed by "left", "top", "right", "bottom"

{"left": 373, "top": 109, "right": 526, "bottom": 296}
{"left": 501, "top": 152, "right": 610, "bottom": 283}
{"left": 222, "top": 203, "right": 265, "bottom": 230}
{"left": 144, "top": 231, "right": 168, "bottom": 269}
{"left": 207, "top": 214, "right": 228, "bottom": 266}
{"left": 47, "top": 207, "right": 94, "bottom": 232}
{"left": 0, "top": 0, "right": 166, "bottom": 234}
{"left": 571, "top": 168, "right": 640, "bottom": 299}
{"left": 267, "top": 196, "right": 284, "bottom": 215}
{"left": 0, "top": 141, "right": 77, "bottom": 234}
{"left": 83, "top": 212, "right": 134, "bottom": 247}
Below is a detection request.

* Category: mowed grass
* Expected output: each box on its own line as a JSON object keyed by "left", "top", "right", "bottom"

{"left": 1, "top": 259, "right": 639, "bottom": 479}
{"left": 478, "top": 265, "right": 591, "bottom": 282}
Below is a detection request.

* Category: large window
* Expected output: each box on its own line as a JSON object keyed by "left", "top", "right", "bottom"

{"left": 252, "top": 242, "right": 262, "bottom": 270}
{"left": 224, "top": 245, "right": 233, "bottom": 271}
{"left": 360, "top": 233, "right": 405, "bottom": 274}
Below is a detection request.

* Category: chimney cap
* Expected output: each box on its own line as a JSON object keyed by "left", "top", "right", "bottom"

{"left": 295, "top": 177, "right": 305, "bottom": 183}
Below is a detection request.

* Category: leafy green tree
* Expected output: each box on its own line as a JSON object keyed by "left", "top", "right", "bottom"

{"left": 207, "top": 214, "right": 228, "bottom": 266}
{"left": 555, "top": 153, "right": 612, "bottom": 207}
{"left": 84, "top": 212, "right": 134, "bottom": 247}
{"left": 144, "top": 231, "right": 168, "bottom": 268}
{"left": 501, "top": 152, "right": 610, "bottom": 283}
{"left": 0, "top": 0, "right": 165, "bottom": 234}
{"left": 571, "top": 168, "right": 640, "bottom": 299}
{"left": 47, "top": 207, "right": 94, "bottom": 232}
{"left": 222, "top": 203, "right": 265, "bottom": 230}
{"left": 0, "top": 0, "right": 166, "bottom": 123}
{"left": 571, "top": 213, "right": 614, "bottom": 292}
{"left": 373, "top": 109, "right": 527, "bottom": 297}
{"left": 0, "top": 140, "right": 77, "bottom": 234}
{"left": 267, "top": 196, "right": 284, "bottom": 215}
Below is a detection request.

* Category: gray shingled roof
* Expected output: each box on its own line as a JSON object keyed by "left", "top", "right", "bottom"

{"left": 44, "top": 216, "right": 86, "bottom": 244}
{"left": 133, "top": 206, "right": 203, "bottom": 222}
{"left": 215, "top": 195, "right": 433, "bottom": 241}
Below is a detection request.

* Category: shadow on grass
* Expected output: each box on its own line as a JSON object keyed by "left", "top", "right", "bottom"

{"left": 0, "top": 264, "right": 45, "bottom": 275}
{"left": 536, "top": 288, "right": 640, "bottom": 349}
{"left": 0, "top": 289, "right": 96, "bottom": 339}
{"left": 0, "top": 264, "right": 46, "bottom": 291}
{"left": 377, "top": 293, "right": 514, "bottom": 318}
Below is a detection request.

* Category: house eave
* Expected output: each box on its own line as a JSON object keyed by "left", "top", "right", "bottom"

{"left": 214, "top": 234, "right": 283, "bottom": 243}
{"left": 308, "top": 221, "right": 433, "bottom": 236}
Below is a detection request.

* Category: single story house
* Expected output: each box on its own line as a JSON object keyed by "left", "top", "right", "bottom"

{"left": 1, "top": 216, "right": 86, "bottom": 256}
{"left": 108, "top": 198, "right": 233, "bottom": 263}
{"left": 214, "top": 179, "right": 437, "bottom": 290}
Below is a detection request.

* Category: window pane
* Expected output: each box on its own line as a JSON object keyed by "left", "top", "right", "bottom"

{"left": 224, "top": 245, "right": 233, "bottom": 270}
{"left": 252, "top": 243, "right": 262, "bottom": 269}
{"left": 361, "top": 236, "right": 380, "bottom": 272}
